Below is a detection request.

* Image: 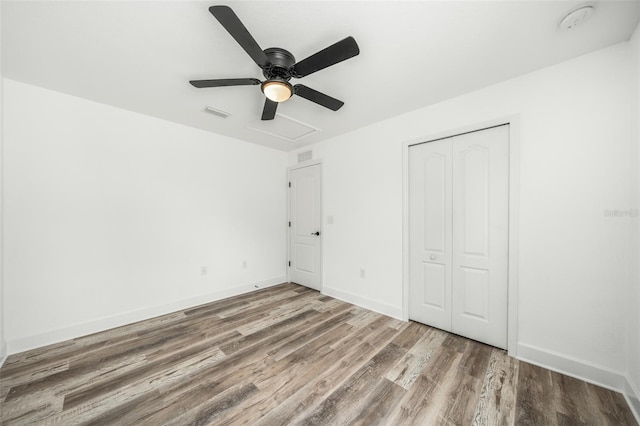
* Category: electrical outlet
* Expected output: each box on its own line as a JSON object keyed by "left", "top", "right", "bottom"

{"left": 360, "top": 268, "right": 365, "bottom": 279}
{"left": 201, "top": 267, "right": 207, "bottom": 276}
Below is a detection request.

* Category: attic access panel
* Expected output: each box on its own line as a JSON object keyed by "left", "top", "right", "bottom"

{"left": 247, "top": 114, "right": 319, "bottom": 142}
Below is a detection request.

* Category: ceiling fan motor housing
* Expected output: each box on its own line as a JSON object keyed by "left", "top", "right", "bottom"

{"left": 263, "top": 47, "right": 296, "bottom": 80}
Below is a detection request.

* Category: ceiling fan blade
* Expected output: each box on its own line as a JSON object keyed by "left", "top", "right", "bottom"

{"left": 209, "top": 6, "right": 270, "bottom": 69}
{"left": 292, "top": 37, "right": 360, "bottom": 78}
{"left": 261, "top": 99, "right": 278, "bottom": 120}
{"left": 294, "top": 85, "right": 344, "bottom": 111}
{"left": 189, "top": 78, "right": 261, "bottom": 88}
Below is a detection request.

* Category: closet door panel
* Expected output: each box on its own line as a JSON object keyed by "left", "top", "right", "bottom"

{"left": 451, "top": 125, "right": 509, "bottom": 349}
{"left": 409, "top": 139, "right": 453, "bottom": 331}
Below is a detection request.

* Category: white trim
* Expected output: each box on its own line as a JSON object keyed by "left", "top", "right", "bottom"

{"left": 6, "top": 277, "right": 286, "bottom": 355}
{"left": 289, "top": 159, "right": 322, "bottom": 170}
{"left": 519, "top": 343, "right": 640, "bottom": 423}
{"left": 287, "top": 160, "right": 323, "bottom": 291}
{"left": 506, "top": 119, "right": 520, "bottom": 357}
{"left": 322, "top": 286, "right": 404, "bottom": 321}
{"left": 401, "top": 116, "right": 521, "bottom": 356}
{"left": 625, "top": 376, "right": 640, "bottom": 424}
{"left": 517, "top": 343, "right": 627, "bottom": 392}
{"left": 402, "top": 137, "right": 410, "bottom": 321}
{"left": 0, "top": 340, "right": 7, "bottom": 368}
{"left": 518, "top": 343, "right": 640, "bottom": 423}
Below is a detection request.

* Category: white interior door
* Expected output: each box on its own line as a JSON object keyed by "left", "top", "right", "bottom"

{"left": 451, "top": 126, "right": 509, "bottom": 348}
{"left": 408, "top": 138, "right": 453, "bottom": 332}
{"left": 289, "top": 163, "right": 322, "bottom": 290}
{"left": 409, "top": 125, "right": 509, "bottom": 349}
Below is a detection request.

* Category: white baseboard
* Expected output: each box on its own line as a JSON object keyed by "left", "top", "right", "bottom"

{"left": 0, "top": 339, "right": 7, "bottom": 368}
{"left": 6, "top": 276, "right": 286, "bottom": 356}
{"left": 321, "top": 286, "right": 404, "bottom": 321}
{"left": 517, "top": 343, "right": 640, "bottom": 423}
{"left": 516, "top": 343, "right": 627, "bottom": 392}
{"left": 624, "top": 376, "right": 640, "bottom": 424}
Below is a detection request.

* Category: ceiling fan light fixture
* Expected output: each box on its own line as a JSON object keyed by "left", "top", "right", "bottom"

{"left": 261, "top": 79, "right": 293, "bottom": 102}
{"left": 192, "top": 6, "right": 360, "bottom": 120}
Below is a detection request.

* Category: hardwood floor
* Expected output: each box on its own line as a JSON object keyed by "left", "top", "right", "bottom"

{"left": 0, "top": 283, "right": 636, "bottom": 425}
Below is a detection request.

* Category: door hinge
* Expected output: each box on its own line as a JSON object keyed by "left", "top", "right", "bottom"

{"left": 288, "top": 181, "right": 291, "bottom": 188}
{"left": 288, "top": 221, "right": 291, "bottom": 227}
{"left": 288, "top": 261, "right": 291, "bottom": 267}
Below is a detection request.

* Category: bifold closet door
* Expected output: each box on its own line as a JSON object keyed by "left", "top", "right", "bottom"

{"left": 451, "top": 126, "right": 509, "bottom": 349}
{"left": 408, "top": 138, "right": 453, "bottom": 332}
{"left": 409, "top": 125, "right": 509, "bottom": 349}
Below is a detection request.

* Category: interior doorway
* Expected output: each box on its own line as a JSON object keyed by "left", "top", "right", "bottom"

{"left": 288, "top": 162, "right": 322, "bottom": 291}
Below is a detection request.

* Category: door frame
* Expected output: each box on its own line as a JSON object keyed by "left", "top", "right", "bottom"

{"left": 287, "top": 159, "right": 323, "bottom": 290}
{"left": 402, "top": 116, "right": 520, "bottom": 356}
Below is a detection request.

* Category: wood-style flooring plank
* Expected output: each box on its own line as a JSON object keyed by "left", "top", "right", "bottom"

{"left": 471, "top": 349, "right": 519, "bottom": 426}
{"left": 291, "top": 342, "right": 407, "bottom": 426}
{"left": 551, "top": 370, "right": 603, "bottom": 425}
{"left": 253, "top": 317, "right": 403, "bottom": 426}
{"left": 587, "top": 381, "right": 640, "bottom": 425}
{"left": 163, "top": 382, "right": 259, "bottom": 426}
{"left": 385, "top": 345, "right": 463, "bottom": 425}
{"left": 290, "top": 323, "right": 420, "bottom": 425}
{"left": 349, "top": 377, "right": 406, "bottom": 425}
{"left": 385, "top": 326, "right": 448, "bottom": 390}
{"left": 0, "top": 283, "right": 636, "bottom": 426}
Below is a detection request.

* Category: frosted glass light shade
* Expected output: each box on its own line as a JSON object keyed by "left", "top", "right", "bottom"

{"left": 262, "top": 80, "right": 293, "bottom": 102}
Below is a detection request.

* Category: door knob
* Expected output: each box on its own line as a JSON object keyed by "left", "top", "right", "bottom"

{"left": 429, "top": 255, "right": 436, "bottom": 260}
{"left": 311, "top": 231, "right": 320, "bottom": 236}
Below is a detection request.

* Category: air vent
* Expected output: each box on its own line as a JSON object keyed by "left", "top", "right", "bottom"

{"left": 298, "top": 150, "right": 313, "bottom": 163}
{"left": 247, "top": 114, "right": 319, "bottom": 141}
{"left": 204, "top": 106, "right": 231, "bottom": 118}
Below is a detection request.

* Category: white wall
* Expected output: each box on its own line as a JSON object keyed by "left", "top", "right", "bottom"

{"left": 629, "top": 20, "right": 640, "bottom": 413}
{"left": 291, "top": 41, "right": 636, "bottom": 391}
{"left": 3, "top": 79, "right": 288, "bottom": 353}
{"left": 0, "top": 0, "right": 6, "bottom": 365}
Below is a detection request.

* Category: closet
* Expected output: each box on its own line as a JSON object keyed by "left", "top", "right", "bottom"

{"left": 408, "top": 125, "right": 509, "bottom": 349}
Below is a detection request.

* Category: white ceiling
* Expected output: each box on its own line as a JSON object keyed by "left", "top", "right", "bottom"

{"left": 3, "top": 1, "right": 639, "bottom": 151}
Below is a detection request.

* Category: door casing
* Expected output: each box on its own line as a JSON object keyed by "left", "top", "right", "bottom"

{"left": 402, "top": 116, "right": 520, "bottom": 356}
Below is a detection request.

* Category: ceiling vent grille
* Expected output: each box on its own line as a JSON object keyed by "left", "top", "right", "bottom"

{"left": 298, "top": 150, "right": 313, "bottom": 163}
{"left": 204, "top": 106, "right": 231, "bottom": 118}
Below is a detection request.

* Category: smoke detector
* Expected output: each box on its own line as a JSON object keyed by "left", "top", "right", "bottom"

{"left": 560, "top": 6, "right": 594, "bottom": 30}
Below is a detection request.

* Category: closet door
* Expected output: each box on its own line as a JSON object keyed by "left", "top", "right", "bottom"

{"left": 408, "top": 138, "right": 453, "bottom": 332}
{"left": 409, "top": 125, "right": 509, "bottom": 349}
{"left": 451, "top": 125, "right": 509, "bottom": 349}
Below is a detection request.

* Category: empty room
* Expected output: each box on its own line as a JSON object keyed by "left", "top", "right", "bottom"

{"left": 0, "top": 0, "right": 639, "bottom": 424}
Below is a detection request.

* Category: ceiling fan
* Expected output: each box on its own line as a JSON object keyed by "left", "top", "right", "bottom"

{"left": 190, "top": 5, "right": 360, "bottom": 120}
